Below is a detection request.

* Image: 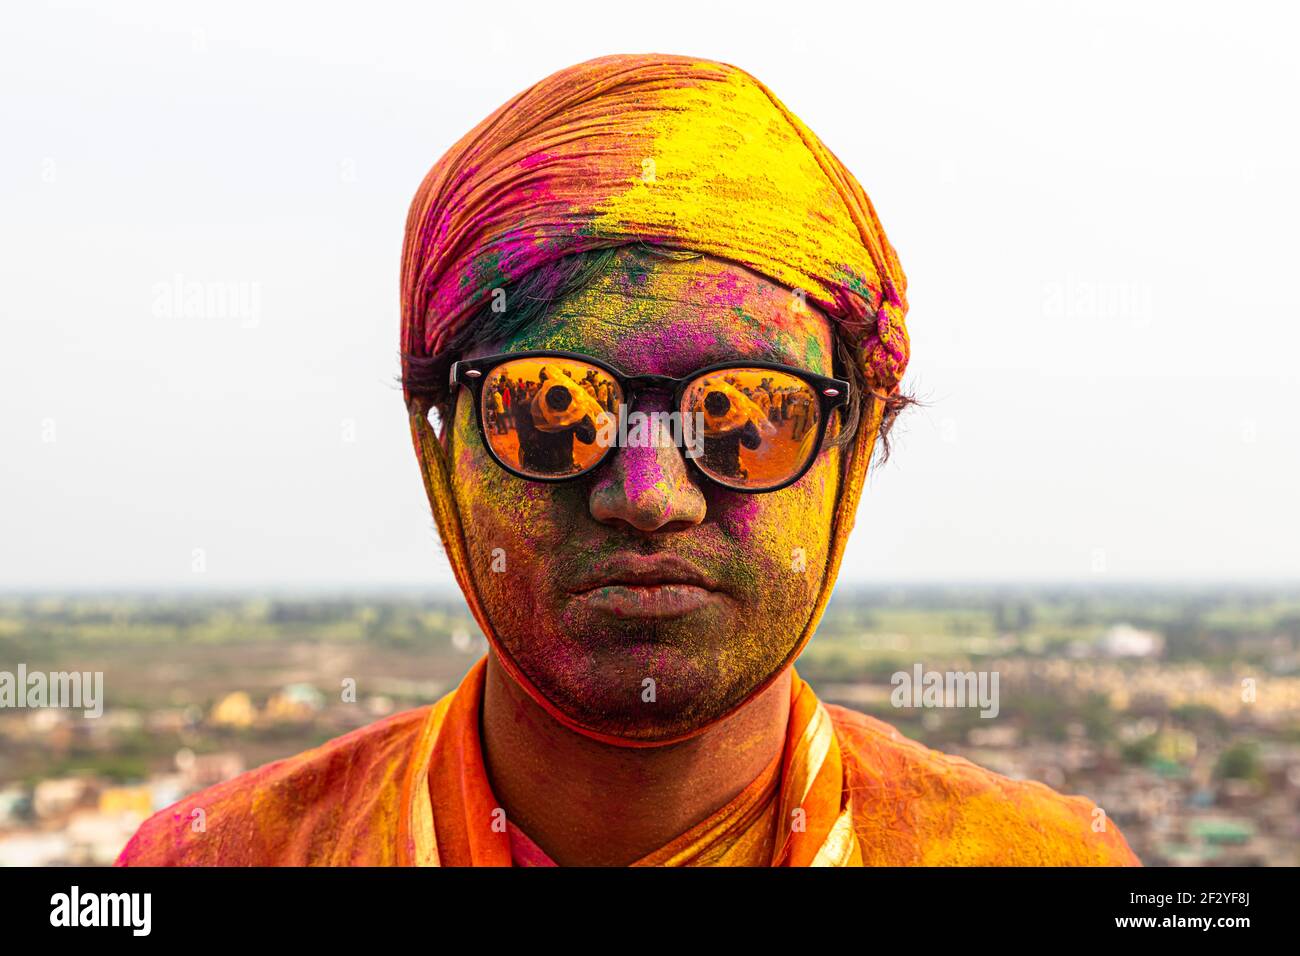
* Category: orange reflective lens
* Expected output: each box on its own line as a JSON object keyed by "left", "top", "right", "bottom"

{"left": 479, "top": 356, "right": 622, "bottom": 479}
{"left": 467, "top": 353, "right": 832, "bottom": 490}
{"left": 682, "top": 368, "right": 821, "bottom": 490}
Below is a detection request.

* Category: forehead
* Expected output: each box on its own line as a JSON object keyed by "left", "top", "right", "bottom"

{"left": 480, "top": 250, "right": 834, "bottom": 377}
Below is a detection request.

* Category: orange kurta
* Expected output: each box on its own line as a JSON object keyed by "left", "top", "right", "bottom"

{"left": 116, "top": 658, "right": 1139, "bottom": 867}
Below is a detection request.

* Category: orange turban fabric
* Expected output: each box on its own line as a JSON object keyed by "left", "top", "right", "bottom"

{"left": 403, "top": 53, "right": 910, "bottom": 747}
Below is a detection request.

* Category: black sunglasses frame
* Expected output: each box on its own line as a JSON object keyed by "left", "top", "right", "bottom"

{"left": 449, "top": 350, "right": 856, "bottom": 494}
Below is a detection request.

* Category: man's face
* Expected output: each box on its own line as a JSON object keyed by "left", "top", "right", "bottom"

{"left": 446, "top": 249, "right": 842, "bottom": 741}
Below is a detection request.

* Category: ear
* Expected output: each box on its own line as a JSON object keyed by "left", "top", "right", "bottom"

{"left": 432, "top": 400, "right": 453, "bottom": 455}
{"left": 408, "top": 397, "right": 455, "bottom": 479}
{"left": 418, "top": 396, "right": 452, "bottom": 447}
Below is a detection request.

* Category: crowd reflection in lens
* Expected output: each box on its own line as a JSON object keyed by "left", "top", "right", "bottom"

{"left": 482, "top": 361, "right": 819, "bottom": 485}
{"left": 483, "top": 360, "right": 616, "bottom": 477}
{"left": 686, "top": 371, "right": 819, "bottom": 486}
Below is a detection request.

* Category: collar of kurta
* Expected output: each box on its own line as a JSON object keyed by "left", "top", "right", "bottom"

{"left": 395, "top": 656, "right": 862, "bottom": 867}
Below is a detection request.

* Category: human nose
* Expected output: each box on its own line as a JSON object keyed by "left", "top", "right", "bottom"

{"left": 588, "top": 396, "right": 707, "bottom": 533}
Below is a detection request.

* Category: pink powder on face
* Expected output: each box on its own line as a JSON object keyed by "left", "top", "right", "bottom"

{"left": 456, "top": 444, "right": 477, "bottom": 475}
{"left": 619, "top": 444, "right": 671, "bottom": 505}
{"left": 616, "top": 314, "right": 780, "bottom": 380}
{"left": 715, "top": 492, "right": 762, "bottom": 543}
{"left": 615, "top": 323, "right": 721, "bottom": 376}
{"left": 687, "top": 268, "right": 748, "bottom": 309}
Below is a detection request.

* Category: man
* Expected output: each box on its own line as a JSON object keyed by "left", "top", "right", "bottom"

{"left": 511, "top": 365, "right": 601, "bottom": 475}
{"left": 117, "top": 53, "right": 1139, "bottom": 867}
{"left": 697, "top": 379, "right": 766, "bottom": 482}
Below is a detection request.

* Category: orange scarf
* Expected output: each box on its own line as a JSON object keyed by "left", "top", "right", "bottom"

{"left": 115, "top": 658, "right": 1140, "bottom": 867}
{"left": 403, "top": 657, "right": 861, "bottom": 866}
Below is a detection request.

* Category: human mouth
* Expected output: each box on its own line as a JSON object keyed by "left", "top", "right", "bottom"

{"left": 568, "top": 554, "right": 724, "bottom": 619}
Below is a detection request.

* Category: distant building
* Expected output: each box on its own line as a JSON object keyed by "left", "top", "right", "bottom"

{"left": 264, "top": 683, "right": 325, "bottom": 723}
{"left": 98, "top": 785, "right": 153, "bottom": 818}
{"left": 0, "top": 785, "right": 29, "bottom": 825}
{"left": 146, "top": 706, "right": 201, "bottom": 734}
{"left": 65, "top": 809, "right": 146, "bottom": 866}
{"left": 148, "top": 773, "right": 186, "bottom": 813}
{"left": 175, "top": 748, "right": 244, "bottom": 790}
{"left": 209, "top": 691, "right": 256, "bottom": 728}
{"left": 33, "top": 777, "right": 89, "bottom": 819}
{"left": 966, "top": 725, "right": 1020, "bottom": 748}
{"left": 1100, "top": 623, "right": 1164, "bottom": 658}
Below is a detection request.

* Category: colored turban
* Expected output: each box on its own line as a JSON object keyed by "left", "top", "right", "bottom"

{"left": 403, "top": 53, "right": 910, "bottom": 746}
{"left": 400, "top": 52, "right": 909, "bottom": 398}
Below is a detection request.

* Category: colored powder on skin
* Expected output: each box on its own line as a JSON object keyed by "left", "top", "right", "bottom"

{"left": 715, "top": 491, "right": 763, "bottom": 544}
{"left": 443, "top": 249, "right": 846, "bottom": 737}
{"left": 617, "top": 449, "right": 672, "bottom": 508}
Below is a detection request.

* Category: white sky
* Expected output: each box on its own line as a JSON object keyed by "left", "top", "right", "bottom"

{"left": 2, "top": 0, "right": 1297, "bottom": 589}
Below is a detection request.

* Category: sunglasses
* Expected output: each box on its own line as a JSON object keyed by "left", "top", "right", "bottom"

{"left": 449, "top": 350, "right": 853, "bottom": 493}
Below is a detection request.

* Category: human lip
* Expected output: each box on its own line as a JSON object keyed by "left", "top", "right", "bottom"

{"left": 568, "top": 555, "right": 724, "bottom": 619}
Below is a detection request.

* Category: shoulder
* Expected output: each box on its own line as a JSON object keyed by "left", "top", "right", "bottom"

{"left": 826, "top": 704, "right": 1141, "bottom": 866}
{"left": 115, "top": 704, "right": 438, "bottom": 867}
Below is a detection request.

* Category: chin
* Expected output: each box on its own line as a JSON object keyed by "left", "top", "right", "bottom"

{"left": 550, "top": 696, "right": 731, "bottom": 743}
{"left": 514, "top": 640, "right": 765, "bottom": 741}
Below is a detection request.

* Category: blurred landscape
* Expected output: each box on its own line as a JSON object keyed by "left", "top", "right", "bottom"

{"left": 1, "top": 585, "right": 1297, "bottom": 866}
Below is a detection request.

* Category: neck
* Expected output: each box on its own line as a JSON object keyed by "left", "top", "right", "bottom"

{"left": 480, "top": 652, "right": 792, "bottom": 866}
